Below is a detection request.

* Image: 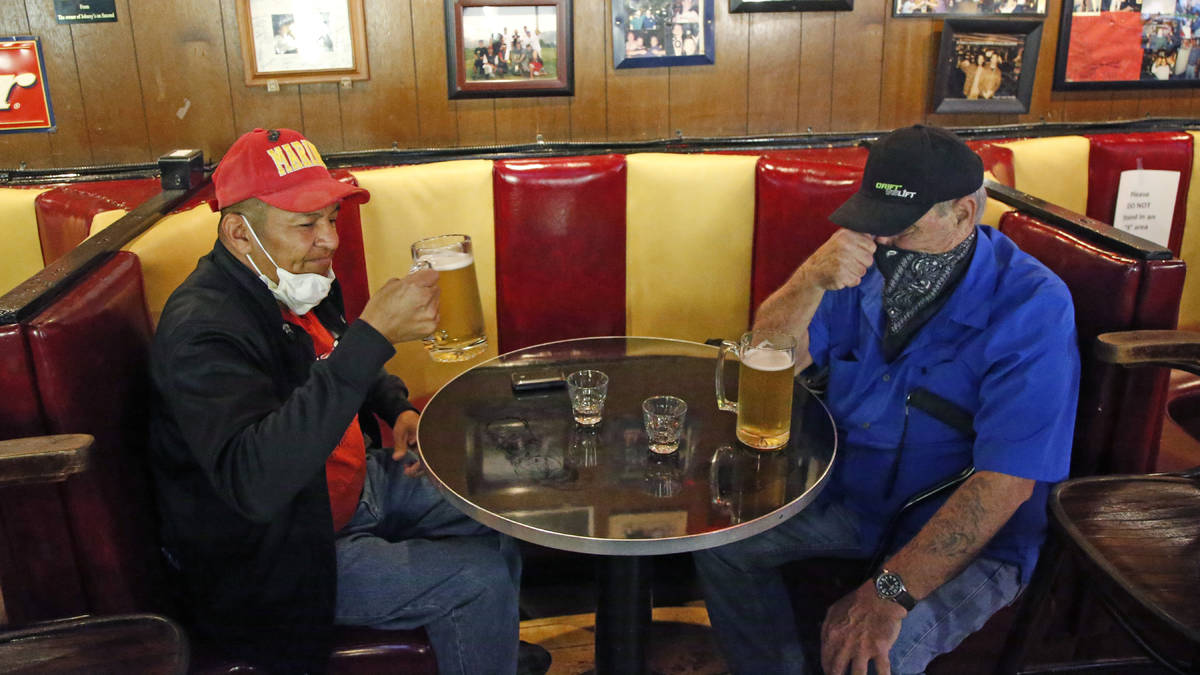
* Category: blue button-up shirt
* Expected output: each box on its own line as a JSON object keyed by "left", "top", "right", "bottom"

{"left": 809, "top": 226, "right": 1079, "bottom": 582}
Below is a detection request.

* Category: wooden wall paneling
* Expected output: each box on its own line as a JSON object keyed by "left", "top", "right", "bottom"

{"left": 568, "top": 0, "right": 607, "bottom": 141}
{"left": 456, "top": 99, "right": 497, "bottom": 146}
{"left": 27, "top": 3, "right": 92, "bottom": 167}
{"left": 1136, "top": 90, "right": 1181, "bottom": 118}
{"left": 216, "top": 0, "right": 303, "bottom": 151}
{"left": 128, "top": 1, "right": 237, "bottom": 162}
{"left": 339, "top": 0, "right": 420, "bottom": 151}
{"left": 70, "top": 0, "right": 150, "bottom": 164}
{"left": 1057, "top": 91, "right": 1114, "bottom": 123}
{"left": 798, "top": 13, "right": 835, "bottom": 132}
{"left": 0, "top": 0, "right": 54, "bottom": 169}
{"left": 669, "top": 1, "right": 750, "bottom": 138}
{"left": 877, "top": 17, "right": 933, "bottom": 130}
{"left": 300, "top": 83, "right": 345, "bottom": 152}
{"left": 830, "top": 0, "right": 886, "bottom": 131}
{"left": 410, "top": 0, "right": 458, "bottom": 147}
{"left": 494, "top": 99, "right": 543, "bottom": 144}
{"left": 604, "top": 68, "right": 669, "bottom": 141}
{"left": 746, "top": 12, "right": 803, "bottom": 135}
{"left": 495, "top": 97, "right": 572, "bottom": 144}
{"left": 1108, "top": 92, "right": 1142, "bottom": 121}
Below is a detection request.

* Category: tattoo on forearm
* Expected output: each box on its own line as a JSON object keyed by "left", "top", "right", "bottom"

{"left": 924, "top": 478, "right": 988, "bottom": 557}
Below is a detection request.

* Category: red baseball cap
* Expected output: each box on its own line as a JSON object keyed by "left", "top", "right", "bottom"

{"left": 212, "top": 128, "right": 369, "bottom": 212}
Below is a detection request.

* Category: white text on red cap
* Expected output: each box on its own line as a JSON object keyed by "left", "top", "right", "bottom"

{"left": 266, "top": 140, "right": 327, "bottom": 177}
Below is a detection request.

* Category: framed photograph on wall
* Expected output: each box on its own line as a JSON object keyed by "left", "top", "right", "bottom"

{"left": 893, "top": 0, "right": 1046, "bottom": 18}
{"left": 1054, "top": 0, "right": 1200, "bottom": 89}
{"left": 932, "top": 19, "right": 1043, "bottom": 112}
{"left": 613, "top": 0, "right": 715, "bottom": 68}
{"left": 444, "top": 0, "right": 574, "bottom": 99}
{"left": 730, "top": 0, "right": 851, "bottom": 11}
{"left": 235, "top": 0, "right": 369, "bottom": 86}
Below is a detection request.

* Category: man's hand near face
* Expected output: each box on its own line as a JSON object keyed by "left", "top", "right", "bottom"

{"left": 801, "top": 229, "right": 877, "bottom": 291}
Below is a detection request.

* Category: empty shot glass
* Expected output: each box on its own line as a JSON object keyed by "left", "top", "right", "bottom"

{"left": 566, "top": 370, "right": 609, "bottom": 426}
{"left": 643, "top": 395, "right": 688, "bottom": 454}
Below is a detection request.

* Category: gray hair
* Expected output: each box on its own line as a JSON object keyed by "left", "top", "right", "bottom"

{"left": 933, "top": 184, "right": 988, "bottom": 223}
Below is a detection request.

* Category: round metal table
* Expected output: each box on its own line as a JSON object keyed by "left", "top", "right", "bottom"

{"left": 417, "top": 337, "right": 837, "bottom": 674}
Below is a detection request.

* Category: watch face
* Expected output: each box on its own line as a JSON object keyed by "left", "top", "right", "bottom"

{"left": 876, "top": 572, "right": 904, "bottom": 598}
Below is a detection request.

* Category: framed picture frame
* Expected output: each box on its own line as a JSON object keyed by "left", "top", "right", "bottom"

{"left": 613, "top": 0, "right": 716, "bottom": 69}
{"left": 444, "top": 0, "right": 574, "bottom": 99}
{"left": 730, "top": 0, "right": 851, "bottom": 11}
{"left": 893, "top": 0, "right": 1046, "bottom": 18}
{"left": 1053, "top": 0, "right": 1200, "bottom": 89}
{"left": 932, "top": 19, "right": 1043, "bottom": 113}
{"left": 235, "top": 0, "right": 369, "bottom": 87}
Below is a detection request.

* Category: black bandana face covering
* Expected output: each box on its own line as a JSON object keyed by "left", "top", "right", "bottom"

{"left": 874, "top": 229, "right": 977, "bottom": 359}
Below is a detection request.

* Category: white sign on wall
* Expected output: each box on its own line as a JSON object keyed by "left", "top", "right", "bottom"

{"left": 1112, "top": 169, "right": 1180, "bottom": 248}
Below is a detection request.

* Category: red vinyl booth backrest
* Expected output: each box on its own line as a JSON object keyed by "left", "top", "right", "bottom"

{"left": 1085, "top": 131, "right": 1193, "bottom": 256}
{"left": 326, "top": 170, "right": 370, "bottom": 322}
{"left": 493, "top": 155, "right": 627, "bottom": 352}
{"left": 0, "top": 325, "right": 44, "bottom": 441}
{"left": 34, "top": 179, "right": 162, "bottom": 265}
{"left": 998, "top": 212, "right": 1185, "bottom": 476}
{"left": 0, "top": 252, "right": 165, "bottom": 624}
{"left": 750, "top": 156, "right": 861, "bottom": 318}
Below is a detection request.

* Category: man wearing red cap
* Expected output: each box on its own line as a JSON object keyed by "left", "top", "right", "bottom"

{"left": 147, "top": 128, "right": 542, "bottom": 673}
{"left": 695, "top": 126, "right": 1080, "bottom": 674}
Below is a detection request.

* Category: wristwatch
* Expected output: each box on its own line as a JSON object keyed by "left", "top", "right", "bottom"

{"left": 874, "top": 569, "right": 916, "bottom": 611}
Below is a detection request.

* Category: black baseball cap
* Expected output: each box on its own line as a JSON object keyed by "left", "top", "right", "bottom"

{"left": 830, "top": 125, "right": 984, "bottom": 237}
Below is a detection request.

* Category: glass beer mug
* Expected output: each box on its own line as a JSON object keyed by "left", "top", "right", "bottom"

{"left": 715, "top": 330, "right": 796, "bottom": 450}
{"left": 410, "top": 234, "right": 487, "bottom": 362}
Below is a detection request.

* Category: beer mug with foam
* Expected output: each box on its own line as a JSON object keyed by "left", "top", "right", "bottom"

{"left": 715, "top": 331, "right": 796, "bottom": 450}
{"left": 410, "top": 234, "right": 487, "bottom": 362}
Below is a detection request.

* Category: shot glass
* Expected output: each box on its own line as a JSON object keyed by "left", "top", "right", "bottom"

{"left": 643, "top": 395, "right": 688, "bottom": 454}
{"left": 566, "top": 370, "right": 609, "bottom": 426}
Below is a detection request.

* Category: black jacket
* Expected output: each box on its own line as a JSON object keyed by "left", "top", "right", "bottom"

{"left": 148, "top": 240, "right": 415, "bottom": 670}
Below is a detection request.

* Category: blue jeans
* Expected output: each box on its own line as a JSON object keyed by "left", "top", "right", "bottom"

{"left": 694, "top": 493, "right": 1022, "bottom": 675}
{"left": 334, "top": 450, "right": 522, "bottom": 675}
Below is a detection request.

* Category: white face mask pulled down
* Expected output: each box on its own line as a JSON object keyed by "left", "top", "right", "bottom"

{"left": 240, "top": 215, "right": 334, "bottom": 315}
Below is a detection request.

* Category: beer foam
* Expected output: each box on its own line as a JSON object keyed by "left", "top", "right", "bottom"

{"left": 418, "top": 250, "right": 473, "bottom": 271}
{"left": 741, "top": 347, "right": 794, "bottom": 371}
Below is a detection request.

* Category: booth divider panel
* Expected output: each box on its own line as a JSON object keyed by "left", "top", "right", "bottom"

{"left": 493, "top": 155, "right": 627, "bottom": 353}
{"left": 1085, "top": 131, "right": 1193, "bottom": 255}
{"left": 751, "top": 156, "right": 858, "bottom": 319}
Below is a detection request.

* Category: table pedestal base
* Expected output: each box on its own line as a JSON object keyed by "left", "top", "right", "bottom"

{"left": 595, "top": 555, "right": 652, "bottom": 675}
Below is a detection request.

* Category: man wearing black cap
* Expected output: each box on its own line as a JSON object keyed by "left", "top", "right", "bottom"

{"left": 148, "top": 128, "right": 548, "bottom": 674}
{"left": 695, "top": 125, "right": 1079, "bottom": 674}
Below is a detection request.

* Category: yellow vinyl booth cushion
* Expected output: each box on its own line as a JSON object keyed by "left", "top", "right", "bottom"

{"left": 996, "top": 136, "right": 1090, "bottom": 214}
{"left": 88, "top": 209, "right": 127, "bottom": 236}
{"left": 625, "top": 153, "right": 758, "bottom": 342}
{"left": 351, "top": 161, "right": 497, "bottom": 402}
{"left": 0, "top": 187, "right": 51, "bottom": 295}
{"left": 1180, "top": 130, "right": 1200, "bottom": 329}
{"left": 100, "top": 205, "right": 219, "bottom": 325}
